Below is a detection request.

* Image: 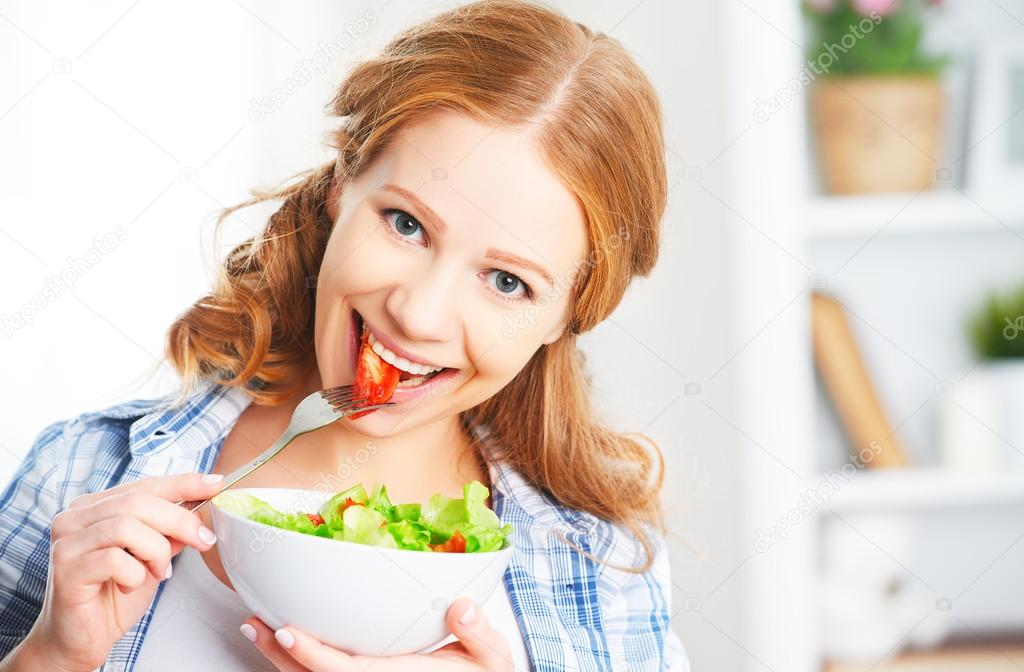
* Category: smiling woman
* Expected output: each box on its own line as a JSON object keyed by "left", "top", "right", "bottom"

{"left": 0, "top": 2, "right": 687, "bottom": 672}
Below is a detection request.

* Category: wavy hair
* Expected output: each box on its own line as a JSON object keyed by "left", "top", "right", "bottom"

{"left": 165, "top": 0, "right": 669, "bottom": 572}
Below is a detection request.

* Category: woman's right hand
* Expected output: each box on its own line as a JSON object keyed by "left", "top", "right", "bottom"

{"left": 19, "top": 472, "right": 226, "bottom": 672}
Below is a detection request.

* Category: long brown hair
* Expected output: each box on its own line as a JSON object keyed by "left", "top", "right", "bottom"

{"left": 165, "top": 0, "right": 668, "bottom": 572}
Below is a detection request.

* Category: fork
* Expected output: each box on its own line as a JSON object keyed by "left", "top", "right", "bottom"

{"left": 175, "top": 385, "right": 394, "bottom": 513}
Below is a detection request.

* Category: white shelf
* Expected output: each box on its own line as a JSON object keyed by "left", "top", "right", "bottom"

{"left": 823, "top": 467, "right": 1024, "bottom": 513}
{"left": 805, "top": 189, "right": 1024, "bottom": 239}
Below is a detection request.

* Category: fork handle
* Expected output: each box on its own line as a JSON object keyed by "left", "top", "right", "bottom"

{"left": 173, "top": 397, "right": 395, "bottom": 513}
{"left": 175, "top": 429, "right": 298, "bottom": 513}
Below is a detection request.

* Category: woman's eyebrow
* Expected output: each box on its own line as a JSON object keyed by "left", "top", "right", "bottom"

{"left": 485, "top": 248, "right": 554, "bottom": 287}
{"left": 380, "top": 183, "right": 448, "bottom": 233}
{"left": 379, "top": 182, "right": 555, "bottom": 287}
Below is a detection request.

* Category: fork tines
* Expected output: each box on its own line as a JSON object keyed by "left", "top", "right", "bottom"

{"left": 320, "top": 385, "right": 394, "bottom": 414}
{"left": 321, "top": 385, "right": 358, "bottom": 404}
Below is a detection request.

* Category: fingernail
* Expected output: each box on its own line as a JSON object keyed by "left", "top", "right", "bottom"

{"left": 198, "top": 526, "right": 217, "bottom": 545}
{"left": 460, "top": 604, "right": 477, "bottom": 625}
{"left": 203, "top": 473, "right": 224, "bottom": 484}
{"left": 164, "top": 562, "right": 173, "bottom": 579}
{"left": 240, "top": 623, "right": 257, "bottom": 643}
{"left": 275, "top": 628, "right": 295, "bottom": 649}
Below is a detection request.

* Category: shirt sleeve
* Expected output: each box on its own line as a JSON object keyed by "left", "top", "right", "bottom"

{"left": 0, "top": 419, "right": 68, "bottom": 660}
{"left": 599, "top": 526, "right": 691, "bottom": 671}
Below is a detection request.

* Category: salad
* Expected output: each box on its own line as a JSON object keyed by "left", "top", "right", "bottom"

{"left": 213, "top": 480, "right": 512, "bottom": 553}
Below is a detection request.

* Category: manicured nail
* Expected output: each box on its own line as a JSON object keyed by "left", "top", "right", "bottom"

{"left": 202, "top": 473, "right": 224, "bottom": 484}
{"left": 240, "top": 623, "right": 257, "bottom": 643}
{"left": 275, "top": 628, "right": 295, "bottom": 649}
{"left": 164, "top": 563, "right": 173, "bottom": 579}
{"left": 460, "top": 604, "right": 477, "bottom": 625}
{"left": 198, "top": 526, "right": 217, "bottom": 545}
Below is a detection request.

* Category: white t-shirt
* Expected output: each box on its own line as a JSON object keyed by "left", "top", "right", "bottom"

{"left": 133, "top": 545, "right": 531, "bottom": 670}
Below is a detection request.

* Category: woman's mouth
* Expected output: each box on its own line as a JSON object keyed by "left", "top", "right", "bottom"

{"left": 367, "top": 329, "right": 447, "bottom": 388}
{"left": 349, "top": 309, "right": 456, "bottom": 396}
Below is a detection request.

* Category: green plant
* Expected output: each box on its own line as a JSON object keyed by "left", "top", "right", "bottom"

{"left": 801, "top": 0, "right": 950, "bottom": 76}
{"left": 968, "top": 282, "right": 1024, "bottom": 359}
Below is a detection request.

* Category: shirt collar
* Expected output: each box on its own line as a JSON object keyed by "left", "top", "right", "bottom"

{"left": 122, "top": 381, "right": 252, "bottom": 457}
{"left": 479, "top": 427, "right": 600, "bottom": 536}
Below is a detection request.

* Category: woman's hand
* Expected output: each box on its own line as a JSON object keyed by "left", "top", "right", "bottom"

{"left": 242, "top": 598, "right": 515, "bottom": 671}
{"left": 20, "top": 472, "right": 225, "bottom": 672}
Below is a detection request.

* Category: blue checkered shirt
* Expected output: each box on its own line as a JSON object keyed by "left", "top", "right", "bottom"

{"left": 0, "top": 381, "right": 688, "bottom": 671}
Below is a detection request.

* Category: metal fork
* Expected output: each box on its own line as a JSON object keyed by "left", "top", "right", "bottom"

{"left": 176, "top": 385, "right": 394, "bottom": 513}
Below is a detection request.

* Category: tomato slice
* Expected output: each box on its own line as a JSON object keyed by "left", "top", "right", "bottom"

{"left": 349, "top": 330, "right": 400, "bottom": 419}
{"left": 431, "top": 529, "right": 467, "bottom": 553}
{"left": 331, "top": 496, "right": 363, "bottom": 518}
{"left": 305, "top": 513, "right": 325, "bottom": 527}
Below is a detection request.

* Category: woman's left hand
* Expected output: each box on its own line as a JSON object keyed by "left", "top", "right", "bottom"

{"left": 242, "top": 598, "right": 514, "bottom": 671}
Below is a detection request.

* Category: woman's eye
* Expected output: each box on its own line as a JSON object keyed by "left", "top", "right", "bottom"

{"left": 487, "top": 270, "right": 532, "bottom": 301}
{"left": 381, "top": 207, "right": 532, "bottom": 302}
{"left": 381, "top": 209, "right": 425, "bottom": 244}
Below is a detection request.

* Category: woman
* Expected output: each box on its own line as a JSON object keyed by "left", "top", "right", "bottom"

{"left": 0, "top": 1, "right": 688, "bottom": 670}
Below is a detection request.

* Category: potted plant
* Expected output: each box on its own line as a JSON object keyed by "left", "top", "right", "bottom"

{"left": 802, "top": 0, "right": 949, "bottom": 194}
{"left": 963, "top": 281, "right": 1024, "bottom": 469}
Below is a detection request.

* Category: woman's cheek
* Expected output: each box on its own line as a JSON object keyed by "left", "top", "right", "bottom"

{"left": 475, "top": 317, "right": 543, "bottom": 379}
{"left": 326, "top": 224, "right": 399, "bottom": 293}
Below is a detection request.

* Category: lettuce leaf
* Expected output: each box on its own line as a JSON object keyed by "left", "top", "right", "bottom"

{"left": 319, "top": 484, "right": 368, "bottom": 529}
{"left": 341, "top": 504, "right": 397, "bottom": 548}
{"left": 366, "top": 483, "right": 395, "bottom": 522}
{"left": 385, "top": 518, "right": 433, "bottom": 551}
{"left": 420, "top": 481, "right": 506, "bottom": 547}
{"left": 393, "top": 503, "right": 421, "bottom": 522}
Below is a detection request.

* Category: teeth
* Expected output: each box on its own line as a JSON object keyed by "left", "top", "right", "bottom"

{"left": 366, "top": 330, "right": 442, "bottom": 376}
{"left": 396, "top": 374, "right": 428, "bottom": 388}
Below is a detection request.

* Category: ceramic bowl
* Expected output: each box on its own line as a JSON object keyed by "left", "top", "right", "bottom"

{"left": 210, "top": 487, "right": 513, "bottom": 656}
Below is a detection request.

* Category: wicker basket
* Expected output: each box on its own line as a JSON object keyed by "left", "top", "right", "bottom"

{"left": 811, "top": 75, "right": 943, "bottom": 194}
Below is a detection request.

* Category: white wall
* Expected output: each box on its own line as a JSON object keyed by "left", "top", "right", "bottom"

{"left": 0, "top": 0, "right": 383, "bottom": 473}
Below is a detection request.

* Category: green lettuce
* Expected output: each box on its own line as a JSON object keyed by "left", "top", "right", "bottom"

{"left": 420, "top": 480, "right": 510, "bottom": 551}
{"left": 318, "top": 484, "right": 367, "bottom": 530}
{"left": 214, "top": 481, "right": 511, "bottom": 553}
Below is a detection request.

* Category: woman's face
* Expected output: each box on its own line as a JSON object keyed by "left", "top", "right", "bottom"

{"left": 314, "top": 111, "right": 588, "bottom": 435}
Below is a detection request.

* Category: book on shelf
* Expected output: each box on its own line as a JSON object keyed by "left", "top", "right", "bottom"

{"left": 825, "top": 644, "right": 1024, "bottom": 671}
{"left": 811, "top": 291, "right": 908, "bottom": 469}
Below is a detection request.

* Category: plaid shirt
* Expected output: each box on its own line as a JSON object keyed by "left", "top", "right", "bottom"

{"left": 0, "top": 381, "right": 688, "bottom": 671}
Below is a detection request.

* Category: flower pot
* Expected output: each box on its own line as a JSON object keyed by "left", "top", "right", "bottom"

{"left": 980, "top": 358, "right": 1024, "bottom": 469}
{"left": 938, "top": 359, "right": 1024, "bottom": 471}
{"left": 811, "top": 75, "right": 943, "bottom": 195}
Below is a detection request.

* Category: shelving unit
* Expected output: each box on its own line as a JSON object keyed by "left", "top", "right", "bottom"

{"left": 719, "top": 2, "right": 1024, "bottom": 671}
{"left": 824, "top": 467, "right": 1024, "bottom": 513}
{"left": 805, "top": 189, "right": 1024, "bottom": 239}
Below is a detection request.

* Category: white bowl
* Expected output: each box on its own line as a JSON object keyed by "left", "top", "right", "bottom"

{"left": 211, "top": 487, "right": 514, "bottom": 656}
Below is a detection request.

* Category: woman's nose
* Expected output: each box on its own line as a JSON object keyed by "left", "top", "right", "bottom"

{"left": 384, "top": 267, "right": 459, "bottom": 343}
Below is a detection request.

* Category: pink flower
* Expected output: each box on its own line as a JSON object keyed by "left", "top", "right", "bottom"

{"left": 805, "top": 0, "right": 836, "bottom": 12}
{"left": 851, "top": 0, "right": 901, "bottom": 15}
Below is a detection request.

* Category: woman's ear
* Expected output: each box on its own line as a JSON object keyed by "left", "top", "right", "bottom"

{"left": 541, "top": 318, "right": 566, "bottom": 346}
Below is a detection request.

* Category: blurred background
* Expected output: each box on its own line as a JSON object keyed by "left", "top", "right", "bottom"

{"left": 2, "top": 1, "right": 1023, "bottom": 670}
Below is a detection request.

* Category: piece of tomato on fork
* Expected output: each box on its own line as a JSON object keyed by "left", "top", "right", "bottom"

{"left": 348, "top": 330, "right": 400, "bottom": 419}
